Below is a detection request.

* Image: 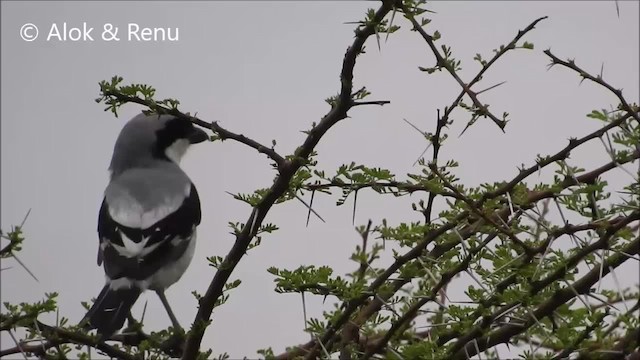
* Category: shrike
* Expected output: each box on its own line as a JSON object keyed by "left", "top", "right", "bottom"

{"left": 82, "top": 112, "right": 208, "bottom": 337}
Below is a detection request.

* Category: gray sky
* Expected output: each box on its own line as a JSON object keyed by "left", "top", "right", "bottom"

{"left": 1, "top": 1, "right": 639, "bottom": 358}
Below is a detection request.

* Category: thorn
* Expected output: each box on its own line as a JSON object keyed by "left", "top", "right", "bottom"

{"left": 19, "top": 208, "right": 32, "bottom": 228}
{"left": 352, "top": 190, "right": 359, "bottom": 225}
{"left": 12, "top": 253, "right": 38, "bottom": 282}
{"left": 141, "top": 299, "right": 148, "bottom": 325}
{"left": 386, "top": 7, "right": 397, "bottom": 43}
{"left": 32, "top": 320, "right": 48, "bottom": 354}
{"left": 608, "top": 266, "right": 629, "bottom": 312}
{"left": 459, "top": 120, "right": 474, "bottom": 137}
{"left": 7, "top": 330, "right": 28, "bottom": 360}
{"left": 301, "top": 292, "right": 310, "bottom": 341}
{"left": 475, "top": 81, "right": 507, "bottom": 95}
{"left": 402, "top": 118, "right": 426, "bottom": 136}
{"left": 412, "top": 143, "right": 432, "bottom": 167}
{"left": 315, "top": 335, "right": 331, "bottom": 359}
{"left": 295, "top": 195, "right": 326, "bottom": 223}
{"left": 306, "top": 190, "right": 316, "bottom": 228}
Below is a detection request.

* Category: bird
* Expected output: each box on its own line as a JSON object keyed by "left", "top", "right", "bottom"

{"left": 82, "top": 112, "right": 208, "bottom": 338}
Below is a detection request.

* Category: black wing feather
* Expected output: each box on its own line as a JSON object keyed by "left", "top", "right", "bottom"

{"left": 97, "top": 183, "right": 201, "bottom": 281}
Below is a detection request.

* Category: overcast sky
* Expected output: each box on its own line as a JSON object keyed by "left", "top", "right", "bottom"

{"left": 1, "top": 1, "right": 639, "bottom": 358}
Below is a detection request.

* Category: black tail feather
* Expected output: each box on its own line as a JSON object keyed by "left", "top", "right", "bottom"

{"left": 82, "top": 285, "right": 141, "bottom": 338}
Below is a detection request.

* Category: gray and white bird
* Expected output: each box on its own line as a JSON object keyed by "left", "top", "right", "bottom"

{"left": 82, "top": 112, "right": 208, "bottom": 337}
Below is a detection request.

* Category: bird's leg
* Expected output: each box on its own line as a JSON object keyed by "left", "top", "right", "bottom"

{"left": 156, "top": 290, "right": 186, "bottom": 356}
{"left": 126, "top": 313, "right": 138, "bottom": 326}
{"left": 156, "top": 290, "right": 182, "bottom": 331}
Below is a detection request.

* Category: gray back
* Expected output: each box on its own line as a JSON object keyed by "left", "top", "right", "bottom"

{"left": 105, "top": 163, "right": 191, "bottom": 213}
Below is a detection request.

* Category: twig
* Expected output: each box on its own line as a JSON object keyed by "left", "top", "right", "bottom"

{"left": 544, "top": 50, "right": 640, "bottom": 125}
{"left": 1, "top": 321, "right": 139, "bottom": 360}
{"left": 401, "top": 4, "right": 547, "bottom": 131}
{"left": 101, "top": 91, "right": 288, "bottom": 171}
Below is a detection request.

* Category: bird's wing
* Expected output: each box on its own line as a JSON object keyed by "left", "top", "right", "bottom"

{"left": 97, "top": 178, "right": 201, "bottom": 285}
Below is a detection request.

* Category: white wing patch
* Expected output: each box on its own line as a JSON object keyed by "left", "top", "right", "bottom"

{"left": 110, "top": 232, "right": 162, "bottom": 258}
{"left": 106, "top": 230, "right": 197, "bottom": 291}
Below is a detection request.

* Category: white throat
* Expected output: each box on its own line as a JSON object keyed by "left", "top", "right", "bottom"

{"left": 164, "top": 139, "right": 190, "bottom": 164}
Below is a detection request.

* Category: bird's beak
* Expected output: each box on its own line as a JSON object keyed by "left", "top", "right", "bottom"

{"left": 188, "top": 127, "right": 209, "bottom": 144}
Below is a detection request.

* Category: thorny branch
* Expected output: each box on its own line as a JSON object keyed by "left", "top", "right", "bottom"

{"left": 100, "top": 90, "right": 288, "bottom": 172}
{"left": 0, "top": 321, "right": 138, "bottom": 360}
{"left": 180, "top": 1, "right": 396, "bottom": 359}
{"left": 401, "top": 6, "right": 547, "bottom": 131}
{"left": 544, "top": 50, "right": 640, "bottom": 125}
{"left": 450, "top": 231, "right": 640, "bottom": 360}
{"left": 279, "top": 62, "right": 638, "bottom": 360}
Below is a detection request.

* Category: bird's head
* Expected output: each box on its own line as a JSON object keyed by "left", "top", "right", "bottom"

{"left": 108, "top": 112, "right": 208, "bottom": 176}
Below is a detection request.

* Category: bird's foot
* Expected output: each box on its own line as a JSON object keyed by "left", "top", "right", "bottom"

{"left": 160, "top": 331, "right": 186, "bottom": 358}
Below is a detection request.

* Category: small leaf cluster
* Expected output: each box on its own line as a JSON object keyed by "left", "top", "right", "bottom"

{"left": 95, "top": 75, "right": 181, "bottom": 117}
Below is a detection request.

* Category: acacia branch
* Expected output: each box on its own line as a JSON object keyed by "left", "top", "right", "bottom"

{"left": 418, "top": 15, "right": 547, "bottom": 235}
{"left": 180, "top": 2, "right": 396, "bottom": 359}
{"left": 303, "top": 180, "right": 462, "bottom": 199}
{"left": 544, "top": 50, "right": 640, "bottom": 125}
{"left": 441, "top": 16, "right": 547, "bottom": 134}
{"left": 283, "top": 129, "right": 637, "bottom": 358}
{"left": 430, "top": 164, "right": 534, "bottom": 255}
{"left": 338, "top": 221, "right": 377, "bottom": 359}
{"left": 435, "top": 161, "right": 639, "bottom": 346}
{"left": 0, "top": 240, "right": 20, "bottom": 258}
{"left": 101, "top": 90, "right": 287, "bottom": 171}
{"left": 401, "top": 7, "right": 547, "bottom": 131}
{"left": 422, "top": 110, "right": 446, "bottom": 224}
{"left": 361, "top": 232, "right": 499, "bottom": 359}
{"left": 0, "top": 321, "right": 190, "bottom": 359}
{"left": 303, "top": 117, "right": 637, "bottom": 356}
{"left": 356, "top": 213, "right": 636, "bottom": 358}
{"left": 0, "top": 321, "right": 139, "bottom": 360}
{"left": 449, "top": 214, "right": 640, "bottom": 359}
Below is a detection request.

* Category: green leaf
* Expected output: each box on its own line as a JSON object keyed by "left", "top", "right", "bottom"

{"left": 586, "top": 109, "right": 607, "bottom": 121}
{"left": 522, "top": 41, "right": 534, "bottom": 49}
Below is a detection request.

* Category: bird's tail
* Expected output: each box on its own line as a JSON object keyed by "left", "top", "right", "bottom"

{"left": 82, "top": 284, "right": 141, "bottom": 338}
